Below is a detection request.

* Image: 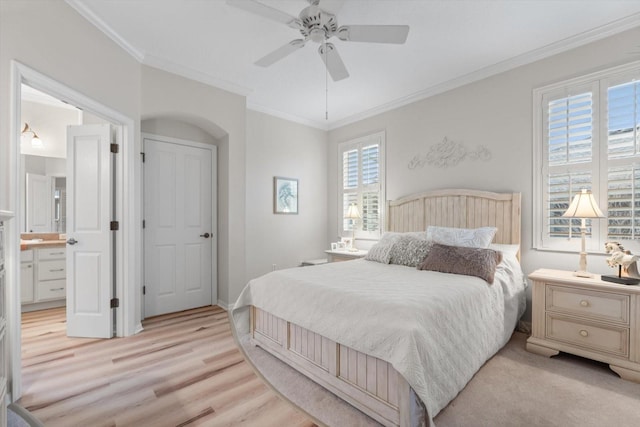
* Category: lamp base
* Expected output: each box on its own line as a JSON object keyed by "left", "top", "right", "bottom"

{"left": 601, "top": 275, "right": 640, "bottom": 285}
{"left": 573, "top": 270, "right": 593, "bottom": 278}
{"left": 348, "top": 247, "right": 359, "bottom": 252}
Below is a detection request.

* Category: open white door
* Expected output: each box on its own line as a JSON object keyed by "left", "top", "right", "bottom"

{"left": 144, "top": 135, "right": 215, "bottom": 317}
{"left": 66, "top": 124, "right": 114, "bottom": 338}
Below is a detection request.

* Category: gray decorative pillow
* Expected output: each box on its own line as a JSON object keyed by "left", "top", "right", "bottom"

{"left": 389, "top": 236, "right": 433, "bottom": 267}
{"left": 380, "top": 231, "right": 428, "bottom": 245}
{"left": 366, "top": 231, "right": 430, "bottom": 264}
{"left": 417, "top": 243, "right": 503, "bottom": 284}
{"left": 365, "top": 242, "right": 394, "bottom": 264}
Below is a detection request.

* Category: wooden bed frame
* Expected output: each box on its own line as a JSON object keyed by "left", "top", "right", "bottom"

{"left": 250, "top": 189, "right": 521, "bottom": 426}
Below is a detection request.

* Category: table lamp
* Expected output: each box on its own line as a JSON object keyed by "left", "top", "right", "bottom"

{"left": 344, "top": 203, "right": 361, "bottom": 252}
{"left": 562, "top": 189, "right": 605, "bottom": 278}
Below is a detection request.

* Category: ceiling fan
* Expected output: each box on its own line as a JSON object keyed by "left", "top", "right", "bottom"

{"left": 227, "top": 0, "right": 410, "bottom": 81}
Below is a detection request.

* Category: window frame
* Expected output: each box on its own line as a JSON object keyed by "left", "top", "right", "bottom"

{"left": 533, "top": 60, "right": 640, "bottom": 253}
{"left": 337, "top": 131, "right": 386, "bottom": 241}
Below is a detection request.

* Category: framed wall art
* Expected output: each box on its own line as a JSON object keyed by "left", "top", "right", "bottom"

{"left": 273, "top": 176, "right": 298, "bottom": 214}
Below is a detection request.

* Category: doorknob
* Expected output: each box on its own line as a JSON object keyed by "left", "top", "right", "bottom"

{"left": 199, "top": 233, "right": 211, "bottom": 238}
{"left": 66, "top": 238, "right": 78, "bottom": 245}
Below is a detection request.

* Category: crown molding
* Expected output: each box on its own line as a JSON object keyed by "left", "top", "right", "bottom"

{"left": 142, "top": 54, "right": 252, "bottom": 97}
{"left": 66, "top": 0, "right": 252, "bottom": 97}
{"left": 247, "top": 102, "right": 329, "bottom": 130}
{"left": 328, "top": 13, "right": 640, "bottom": 130}
{"left": 66, "top": 0, "right": 145, "bottom": 62}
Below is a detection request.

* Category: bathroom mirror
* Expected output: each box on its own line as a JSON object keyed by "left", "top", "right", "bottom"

{"left": 22, "top": 154, "right": 66, "bottom": 233}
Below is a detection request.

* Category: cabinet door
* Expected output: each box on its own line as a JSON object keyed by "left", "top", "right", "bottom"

{"left": 21, "top": 262, "right": 34, "bottom": 303}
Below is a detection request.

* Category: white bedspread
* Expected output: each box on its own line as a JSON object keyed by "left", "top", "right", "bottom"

{"left": 233, "top": 256, "right": 526, "bottom": 424}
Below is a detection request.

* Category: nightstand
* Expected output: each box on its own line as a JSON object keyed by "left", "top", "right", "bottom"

{"left": 526, "top": 268, "right": 640, "bottom": 383}
{"left": 324, "top": 249, "right": 368, "bottom": 262}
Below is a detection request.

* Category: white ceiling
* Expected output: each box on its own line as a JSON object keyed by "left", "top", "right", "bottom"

{"left": 68, "top": 0, "right": 640, "bottom": 129}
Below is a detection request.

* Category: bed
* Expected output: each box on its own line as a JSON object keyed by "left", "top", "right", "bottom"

{"left": 232, "top": 189, "right": 525, "bottom": 426}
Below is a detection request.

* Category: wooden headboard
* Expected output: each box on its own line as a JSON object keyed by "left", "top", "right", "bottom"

{"left": 386, "top": 189, "right": 521, "bottom": 245}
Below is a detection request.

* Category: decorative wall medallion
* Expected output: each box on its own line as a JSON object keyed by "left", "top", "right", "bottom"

{"left": 408, "top": 137, "right": 491, "bottom": 169}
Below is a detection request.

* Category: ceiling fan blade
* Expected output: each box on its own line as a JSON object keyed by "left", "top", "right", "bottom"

{"left": 318, "top": 43, "right": 349, "bottom": 81}
{"left": 337, "top": 25, "right": 410, "bottom": 44}
{"left": 255, "top": 39, "right": 306, "bottom": 67}
{"left": 226, "top": 0, "right": 302, "bottom": 29}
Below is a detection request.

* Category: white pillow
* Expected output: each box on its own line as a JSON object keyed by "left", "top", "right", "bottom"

{"left": 426, "top": 225, "right": 497, "bottom": 248}
{"left": 489, "top": 243, "right": 520, "bottom": 258}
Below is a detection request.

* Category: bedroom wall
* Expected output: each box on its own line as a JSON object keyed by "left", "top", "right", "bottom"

{"left": 245, "top": 110, "right": 329, "bottom": 280}
{"left": 328, "top": 26, "right": 640, "bottom": 321}
{"left": 141, "top": 117, "right": 219, "bottom": 145}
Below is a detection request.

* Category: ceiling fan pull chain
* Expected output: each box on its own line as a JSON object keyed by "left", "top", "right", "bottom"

{"left": 325, "top": 41, "right": 329, "bottom": 120}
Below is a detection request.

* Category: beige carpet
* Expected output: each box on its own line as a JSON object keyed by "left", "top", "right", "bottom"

{"left": 237, "top": 327, "right": 640, "bottom": 426}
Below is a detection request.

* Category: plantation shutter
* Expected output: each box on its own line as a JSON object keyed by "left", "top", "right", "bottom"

{"left": 547, "top": 93, "right": 593, "bottom": 166}
{"left": 607, "top": 80, "right": 640, "bottom": 241}
{"left": 536, "top": 63, "right": 640, "bottom": 252}
{"left": 338, "top": 133, "right": 384, "bottom": 239}
{"left": 543, "top": 89, "right": 595, "bottom": 247}
{"left": 361, "top": 144, "right": 380, "bottom": 232}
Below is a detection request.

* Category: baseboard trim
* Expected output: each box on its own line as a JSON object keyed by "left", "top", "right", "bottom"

{"left": 216, "top": 300, "right": 228, "bottom": 311}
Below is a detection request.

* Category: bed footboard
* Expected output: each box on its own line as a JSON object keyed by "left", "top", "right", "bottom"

{"left": 251, "top": 306, "right": 411, "bottom": 427}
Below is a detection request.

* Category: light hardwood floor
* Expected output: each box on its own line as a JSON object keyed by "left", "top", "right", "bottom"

{"left": 19, "top": 306, "right": 317, "bottom": 427}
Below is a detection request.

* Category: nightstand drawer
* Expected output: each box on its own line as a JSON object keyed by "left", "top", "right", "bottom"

{"left": 545, "top": 314, "right": 629, "bottom": 357}
{"left": 546, "top": 285, "right": 629, "bottom": 325}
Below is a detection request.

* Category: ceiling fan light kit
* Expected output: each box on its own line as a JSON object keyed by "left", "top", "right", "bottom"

{"left": 228, "top": 0, "right": 410, "bottom": 81}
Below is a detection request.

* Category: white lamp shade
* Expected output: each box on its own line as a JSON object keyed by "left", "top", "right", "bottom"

{"left": 31, "top": 135, "right": 43, "bottom": 147}
{"left": 345, "top": 203, "right": 361, "bottom": 219}
{"left": 562, "top": 189, "right": 604, "bottom": 219}
{"left": 21, "top": 123, "right": 43, "bottom": 148}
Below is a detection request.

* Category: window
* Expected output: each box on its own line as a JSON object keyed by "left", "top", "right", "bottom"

{"left": 338, "top": 132, "right": 385, "bottom": 239}
{"left": 534, "top": 62, "right": 640, "bottom": 252}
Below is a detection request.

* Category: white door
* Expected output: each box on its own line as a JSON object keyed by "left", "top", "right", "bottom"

{"left": 144, "top": 135, "right": 216, "bottom": 317}
{"left": 66, "top": 124, "right": 114, "bottom": 338}
{"left": 25, "top": 173, "right": 53, "bottom": 232}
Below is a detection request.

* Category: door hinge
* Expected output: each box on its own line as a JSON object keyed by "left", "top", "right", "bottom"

{"left": 142, "top": 219, "right": 146, "bottom": 229}
{"left": 143, "top": 286, "right": 146, "bottom": 295}
{"left": 141, "top": 152, "right": 145, "bottom": 162}
{"left": 110, "top": 220, "right": 119, "bottom": 231}
{"left": 110, "top": 143, "right": 119, "bottom": 154}
{"left": 110, "top": 298, "right": 119, "bottom": 308}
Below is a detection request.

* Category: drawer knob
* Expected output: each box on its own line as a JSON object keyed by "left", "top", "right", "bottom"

{"left": 579, "top": 329, "right": 589, "bottom": 337}
{"left": 580, "top": 300, "right": 589, "bottom": 307}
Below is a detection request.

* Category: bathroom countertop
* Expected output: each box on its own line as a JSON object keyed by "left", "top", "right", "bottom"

{"left": 20, "top": 239, "right": 66, "bottom": 250}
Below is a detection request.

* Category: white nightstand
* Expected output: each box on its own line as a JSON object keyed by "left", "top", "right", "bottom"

{"left": 526, "top": 268, "right": 640, "bottom": 383}
{"left": 324, "top": 249, "right": 368, "bottom": 262}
